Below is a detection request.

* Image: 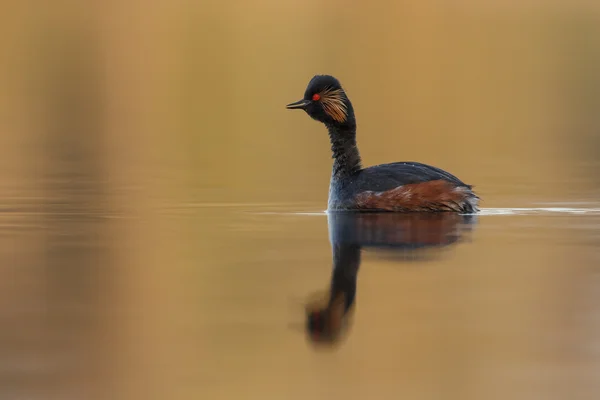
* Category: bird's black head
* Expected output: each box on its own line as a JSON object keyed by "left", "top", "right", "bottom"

{"left": 286, "top": 75, "right": 354, "bottom": 127}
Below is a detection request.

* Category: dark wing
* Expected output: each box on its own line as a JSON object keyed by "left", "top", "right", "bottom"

{"left": 352, "top": 161, "right": 471, "bottom": 193}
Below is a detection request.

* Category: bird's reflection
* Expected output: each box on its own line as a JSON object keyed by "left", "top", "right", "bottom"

{"left": 305, "top": 212, "right": 476, "bottom": 345}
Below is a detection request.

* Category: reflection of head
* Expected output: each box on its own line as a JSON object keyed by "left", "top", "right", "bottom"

{"left": 305, "top": 212, "right": 476, "bottom": 345}
{"left": 306, "top": 293, "right": 348, "bottom": 343}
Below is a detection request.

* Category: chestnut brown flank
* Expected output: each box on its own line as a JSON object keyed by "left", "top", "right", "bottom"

{"left": 355, "top": 180, "right": 474, "bottom": 212}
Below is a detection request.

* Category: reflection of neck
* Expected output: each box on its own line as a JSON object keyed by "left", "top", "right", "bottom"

{"left": 327, "top": 123, "right": 361, "bottom": 177}
{"left": 330, "top": 243, "right": 360, "bottom": 312}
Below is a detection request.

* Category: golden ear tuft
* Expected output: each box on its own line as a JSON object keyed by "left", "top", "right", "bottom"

{"left": 320, "top": 87, "right": 348, "bottom": 123}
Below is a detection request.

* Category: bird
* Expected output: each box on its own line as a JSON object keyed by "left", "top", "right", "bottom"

{"left": 286, "top": 75, "right": 479, "bottom": 213}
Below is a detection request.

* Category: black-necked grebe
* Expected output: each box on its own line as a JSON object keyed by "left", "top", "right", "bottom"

{"left": 286, "top": 75, "right": 479, "bottom": 213}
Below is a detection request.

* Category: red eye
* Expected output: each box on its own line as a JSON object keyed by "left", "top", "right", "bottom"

{"left": 312, "top": 93, "right": 321, "bottom": 101}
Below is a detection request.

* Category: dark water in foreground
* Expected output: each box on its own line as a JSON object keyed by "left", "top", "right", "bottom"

{"left": 1, "top": 199, "right": 600, "bottom": 399}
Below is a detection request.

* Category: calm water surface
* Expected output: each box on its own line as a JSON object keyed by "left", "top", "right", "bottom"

{"left": 1, "top": 189, "right": 600, "bottom": 399}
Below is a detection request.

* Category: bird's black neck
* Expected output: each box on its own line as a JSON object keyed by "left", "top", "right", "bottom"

{"left": 327, "top": 119, "right": 361, "bottom": 177}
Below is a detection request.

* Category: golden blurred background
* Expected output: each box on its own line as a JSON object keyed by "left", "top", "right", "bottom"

{"left": 1, "top": 1, "right": 600, "bottom": 399}
{"left": 3, "top": 1, "right": 600, "bottom": 206}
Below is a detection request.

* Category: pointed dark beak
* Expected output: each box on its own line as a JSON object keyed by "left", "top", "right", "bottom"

{"left": 286, "top": 99, "right": 310, "bottom": 110}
